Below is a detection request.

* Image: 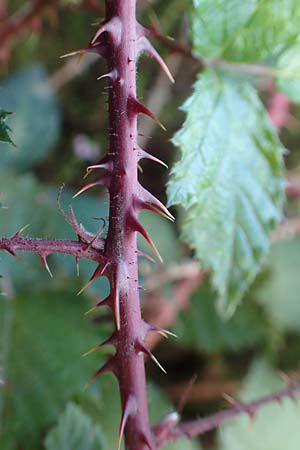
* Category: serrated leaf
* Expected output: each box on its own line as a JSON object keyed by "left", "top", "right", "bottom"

{"left": 44, "top": 402, "right": 105, "bottom": 450}
{"left": 0, "top": 292, "right": 106, "bottom": 450}
{"left": 192, "top": 0, "right": 300, "bottom": 62}
{"left": 0, "top": 110, "right": 14, "bottom": 146}
{"left": 0, "top": 64, "right": 60, "bottom": 171}
{"left": 167, "top": 69, "right": 284, "bottom": 316}
{"left": 217, "top": 360, "right": 300, "bottom": 450}
{"left": 173, "top": 281, "right": 269, "bottom": 353}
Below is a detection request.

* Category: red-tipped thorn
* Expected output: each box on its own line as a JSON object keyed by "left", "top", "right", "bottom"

{"left": 39, "top": 253, "right": 53, "bottom": 278}
{"left": 135, "top": 340, "right": 167, "bottom": 374}
{"left": 138, "top": 186, "right": 175, "bottom": 221}
{"left": 83, "top": 334, "right": 116, "bottom": 356}
{"left": 130, "top": 216, "right": 163, "bottom": 263}
{"left": 128, "top": 96, "right": 166, "bottom": 131}
{"left": 84, "top": 357, "right": 116, "bottom": 390}
{"left": 138, "top": 149, "right": 168, "bottom": 169}
{"left": 139, "top": 37, "right": 175, "bottom": 83}
{"left": 77, "top": 263, "right": 104, "bottom": 296}
{"left": 12, "top": 224, "right": 31, "bottom": 239}
{"left": 91, "top": 16, "right": 122, "bottom": 46}
{"left": 118, "top": 395, "right": 138, "bottom": 450}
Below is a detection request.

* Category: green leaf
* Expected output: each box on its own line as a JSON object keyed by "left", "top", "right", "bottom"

{"left": 217, "top": 360, "right": 300, "bottom": 450}
{"left": 173, "top": 281, "right": 269, "bottom": 353}
{"left": 0, "top": 292, "right": 106, "bottom": 450}
{"left": 0, "top": 64, "right": 60, "bottom": 172}
{"left": 44, "top": 402, "right": 105, "bottom": 450}
{"left": 0, "top": 110, "right": 14, "bottom": 146}
{"left": 257, "top": 238, "right": 300, "bottom": 332}
{"left": 275, "top": 39, "right": 300, "bottom": 102}
{"left": 192, "top": 0, "right": 300, "bottom": 62}
{"left": 167, "top": 69, "right": 284, "bottom": 317}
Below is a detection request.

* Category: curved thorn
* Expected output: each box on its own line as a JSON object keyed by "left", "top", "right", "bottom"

{"left": 129, "top": 217, "right": 163, "bottom": 263}
{"left": 84, "top": 295, "right": 111, "bottom": 315}
{"left": 138, "top": 148, "right": 168, "bottom": 169}
{"left": 1, "top": 245, "right": 17, "bottom": 257}
{"left": 39, "top": 253, "right": 53, "bottom": 278}
{"left": 91, "top": 16, "right": 122, "bottom": 46}
{"left": 136, "top": 250, "right": 155, "bottom": 263}
{"left": 138, "top": 186, "right": 175, "bottom": 222}
{"left": 77, "top": 263, "right": 104, "bottom": 296}
{"left": 83, "top": 333, "right": 116, "bottom": 356}
{"left": 118, "top": 395, "right": 138, "bottom": 450}
{"left": 135, "top": 340, "right": 167, "bottom": 374}
{"left": 84, "top": 357, "right": 116, "bottom": 390}
{"left": 127, "top": 96, "right": 166, "bottom": 131}
{"left": 97, "top": 69, "right": 118, "bottom": 82}
{"left": 139, "top": 37, "right": 175, "bottom": 83}
{"left": 73, "top": 179, "right": 107, "bottom": 198}
{"left": 12, "top": 224, "right": 31, "bottom": 239}
{"left": 60, "top": 48, "right": 86, "bottom": 59}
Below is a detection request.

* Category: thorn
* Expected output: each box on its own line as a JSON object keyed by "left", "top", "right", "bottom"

{"left": 127, "top": 96, "right": 166, "bottom": 131}
{"left": 73, "top": 179, "right": 108, "bottom": 198}
{"left": 136, "top": 250, "right": 155, "bottom": 263}
{"left": 118, "top": 395, "right": 138, "bottom": 450}
{"left": 77, "top": 263, "right": 104, "bottom": 296}
{"left": 39, "top": 253, "right": 53, "bottom": 278}
{"left": 12, "top": 224, "right": 31, "bottom": 239}
{"left": 137, "top": 186, "right": 175, "bottom": 222}
{"left": 135, "top": 340, "right": 167, "bottom": 374}
{"left": 140, "top": 432, "right": 155, "bottom": 450}
{"left": 1, "top": 245, "right": 17, "bottom": 257}
{"left": 97, "top": 69, "right": 118, "bottom": 82}
{"left": 129, "top": 216, "right": 163, "bottom": 263}
{"left": 60, "top": 48, "right": 86, "bottom": 59}
{"left": 139, "top": 37, "right": 175, "bottom": 83}
{"left": 91, "top": 16, "right": 122, "bottom": 46}
{"left": 138, "top": 148, "right": 168, "bottom": 169}
{"left": 84, "top": 296, "right": 111, "bottom": 315}
{"left": 83, "top": 334, "right": 116, "bottom": 356}
{"left": 84, "top": 357, "right": 116, "bottom": 390}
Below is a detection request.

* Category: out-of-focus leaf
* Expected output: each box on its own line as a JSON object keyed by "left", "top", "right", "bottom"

{"left": 217, "top": 359, "right": 300, "bottom": 450}
{"left": 168, "top": 69, "right": 284, "bottom": 317}
{"left": 191, "top": 0, "right": 300, "bottom": 62}
{"left": 0, "top": 64, "right": 60, "bottom": 171}
{"left": 257, "top": 238, "right": 300, "bottom": 332}
{"left": 275, "top": 39, "right": 300, "bottom": 102}
{"left": 0, "top": 110, "right": 14, "bottom": 146}
{"left": 0, "top": 292, "right": 105, "bottom": 450}
{"left": 138, "top": 210, "right": 180, "bottom": 263}
{"left": 174, "top": 281, "right": 269, "bottom": 353}
{"left": 44, "top": 402, "right": 106, "bottom": 450}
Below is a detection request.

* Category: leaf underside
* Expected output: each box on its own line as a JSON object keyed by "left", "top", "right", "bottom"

{"left": 167, "top": 69, "right": 284, "bottom": 317}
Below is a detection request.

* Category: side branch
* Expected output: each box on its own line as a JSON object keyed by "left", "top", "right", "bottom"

{"left": 154, "top": 382, "right": 300, "bottom": 447}
{"left": 0, "top": 236, "right": 105, "bottom": 263}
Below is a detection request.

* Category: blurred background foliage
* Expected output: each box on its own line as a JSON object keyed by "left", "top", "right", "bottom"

{"left": 1, "top": 1, "right": 300, "bottom": 449}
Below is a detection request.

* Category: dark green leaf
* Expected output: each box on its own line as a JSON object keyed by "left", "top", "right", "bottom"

{"left": 0, "top": 110, "right": 14, "bottom": 146}
{"left": 168, "top": 69, "right": 284, "bottom": 316}
{"left": 0, "top": 292, "right": 106, "bottom": 450}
